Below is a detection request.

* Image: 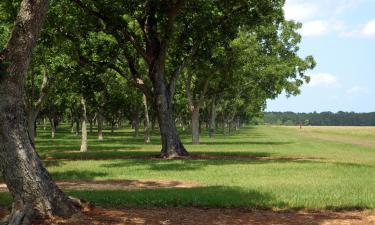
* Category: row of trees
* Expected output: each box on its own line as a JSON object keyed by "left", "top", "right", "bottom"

{"left": 0, "top": 0, "right": 314, "bottom": 224}
{"left": 264, "top": 111, "right": 375, "bottom": 126}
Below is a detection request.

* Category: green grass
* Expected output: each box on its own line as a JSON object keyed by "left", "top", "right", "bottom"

{"left": 1, "top": 125, "right": 375, "bottom": 210}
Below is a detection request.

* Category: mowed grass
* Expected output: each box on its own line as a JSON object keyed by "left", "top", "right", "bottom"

{"left": 1, "top": 125, "right": 375, "bottom": 210}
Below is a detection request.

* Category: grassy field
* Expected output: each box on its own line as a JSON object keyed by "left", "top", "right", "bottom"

{"left": 1, "top": 125, "right": 374, "bottom": 210}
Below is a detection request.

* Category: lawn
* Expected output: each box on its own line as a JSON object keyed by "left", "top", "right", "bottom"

{"left": 1, "top": 125, "right": 374, "bottom": 210}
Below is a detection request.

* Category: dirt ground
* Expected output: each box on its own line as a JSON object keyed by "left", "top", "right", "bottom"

{"left": 27, "top": 207, "right": 375, "bottom": 225}
{"left": 0, "top": 179, "right": 202, "bottom": 192}
{"left": 1, "top": 181, "right": 374, "bottom": 224}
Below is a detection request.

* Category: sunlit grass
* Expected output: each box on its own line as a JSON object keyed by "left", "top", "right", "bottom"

{"left": 2, "top": 124, "right": 374, "bottom": 210}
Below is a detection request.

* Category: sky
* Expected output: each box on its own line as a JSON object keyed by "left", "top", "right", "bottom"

{"left": 266, "top": 0, "right": 375, "bottom": 113}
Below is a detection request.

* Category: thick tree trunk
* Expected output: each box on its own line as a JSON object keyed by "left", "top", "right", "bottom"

{"left": 191, "top": 108, "right": 200, "bottom": 144}
{"left": 80, "top": 95, "right": 88, "bottom": 152}
{"left": 153, "top": 77, "right": 189, "bottom": 158}
{"left": 209, "top": 99, "right": 217, "bottom": 138}
{"left": 97, "top": 109, "right": 104, "bottom": 140}
{"left": 27, "top": 111, "right": 37, "bottom": 142}
{"left": 0, "top": 0, "right": 78, "bottom": 223}
{"left": 143, "top": 94, "right": 151, "bottom": 143}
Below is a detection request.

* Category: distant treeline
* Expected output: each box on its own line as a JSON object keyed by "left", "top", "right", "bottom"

{"left": 263, "top": 111, "right": 375, "bottom": 126}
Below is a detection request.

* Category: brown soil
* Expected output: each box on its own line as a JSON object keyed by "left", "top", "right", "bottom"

{"left": 0, "top": 179, "right": 202, "bottom": 193}
{"left": 28, "top": 207, "right": 375, "bottom": 225}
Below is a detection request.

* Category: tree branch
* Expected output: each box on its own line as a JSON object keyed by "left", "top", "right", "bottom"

{"left": 34, "top": 69, "right": 50, "bottom": 111}
{"left": 71, "top": 0, "right": 149, "bottom": 63}
{"left": 185, "top": 71, "right": 194, "bottom": 112}
{"left": 169, "top": 40, "right": 199, "bottom": 98}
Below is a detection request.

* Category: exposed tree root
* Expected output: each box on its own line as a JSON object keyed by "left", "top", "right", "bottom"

{"left": 0, "top": 197, "right": 92, "bottom": 225}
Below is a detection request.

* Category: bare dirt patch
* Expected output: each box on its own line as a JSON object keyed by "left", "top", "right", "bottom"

{"left": 29, "top": 207, "right": 375, "bottom": 225}
{"left": 0, "top": 179, "right": 202, "bottom": 193}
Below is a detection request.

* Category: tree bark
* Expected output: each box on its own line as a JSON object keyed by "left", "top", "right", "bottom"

{"left": 27, "top": 111, "right": 37, "bottom": 142}
{"left": 153, "top": 73, "right": 188, "bottom": 158}
{"left": 143, "top": 94, "right": 151, "bottom": 143}
{"left": 0, "top": 0, "right": 78, "bottom": 224}
{"left": 191, "top": 108, "right": 200, "bottom": 144}
{"left": 80, "top": 95, "right": 88, "bottom": 152}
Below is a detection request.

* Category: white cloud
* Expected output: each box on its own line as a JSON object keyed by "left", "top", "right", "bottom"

{"left": 284, "top": 0, "right": 367, "bottom": 38}
{"left": 300, "top": 20, "right": 346, "bottom": 37}
{"left": 361, "top": 19, "right": 375, "bottom": 37}
{"left": 340, "top": 19, "right": 375, "bottom": 38}
{"left": 334, "top": 0, "right": 363, "bottom": 15}
{"left": 300, "top": 20, "right": 329, "bottom": 37}
{"left": 307, "top": 73, "right": 339, "bottom": 87}
{"left": 284, "top": 0, "right": 318, "bottom": 21}
{"left": 346, "top": 85, "right": 370, "bottom": 95}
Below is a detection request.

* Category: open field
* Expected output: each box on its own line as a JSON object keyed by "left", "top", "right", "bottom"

{"left": 1, "top": 125, "right": 375, "bottom": 224}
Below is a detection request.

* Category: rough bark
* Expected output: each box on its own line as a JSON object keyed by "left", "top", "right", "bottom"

{"left": 0, "top": 0, "right": 78, "bottom": 224}
{"left": 153, "top": 68, "right": 189, "bottom": 158}
{"left": 143, "top": 94, "right": 151, "bottom": 143}
{"left": 80, "top": 95, "right": 88, "bottom": 152}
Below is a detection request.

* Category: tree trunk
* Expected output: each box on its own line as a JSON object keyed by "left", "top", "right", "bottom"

{"left": 80, "top": 95, "right": 88, "bottom": 152}
{"left": 111, "top": 122, "right": 115, "bottom": 134}
{"left": 0, "top": 0, "right": 78, "bottom": 224}
{"left": 153, "top": 75, "right": 189, "bottom": 158}
{"left": 75, "top": 120, "right": 79, "bottom": 136}
{"left": 43, "top": 117, "right": 47, "bottom": 130}
{"left": 191, "top": 108, "right": 200, "bottom": 144}
{"left": 89, "top": 120, "right": 94, "bottom": 134}
{"left": 143, "top": 94, "right": 151, "bottom": 143}
{"left": 50, "top": 118, "right": 56, "bottom": 139}
{"left": 27, "top": 111, "right": 37, "bottom": 143}
{"left": 209, "top": 98, "right": 217, "bottom": 138}
{"left": 97, "top": 109, "right": 104, "bottom": 140}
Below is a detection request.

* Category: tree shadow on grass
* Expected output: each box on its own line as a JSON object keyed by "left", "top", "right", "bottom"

{"left": 66, "top": 186, "right": 286, "bottom": 208}
{"left": 101, "top": 156, "right": 319, "bottom": 172}
{"left": 198, "top": 141, "right": 294, "bottom": 145}
{"left": 42, "top": 151, "right": 159, "bottom": 160}
{"left": 37, "top": 144, "right": 141, "bottom": 152}
{"left": 51, "top": 171, "right": 108, "bottom": 181}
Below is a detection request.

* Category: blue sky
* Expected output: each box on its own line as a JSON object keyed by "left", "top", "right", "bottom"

{"left": 266, "top": 0, "right": 375, "bottom": 113}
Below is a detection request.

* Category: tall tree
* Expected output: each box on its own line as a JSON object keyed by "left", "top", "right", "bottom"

{"left": 70, "top": 0, "right": 284, "bottom": 158}
{"left": 0, "top": 1, "right": 78, "bottom": 224}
